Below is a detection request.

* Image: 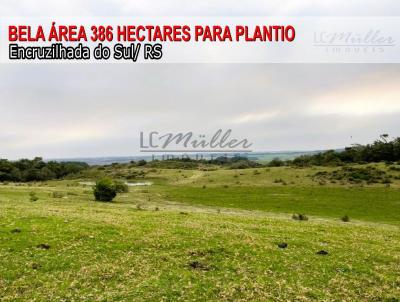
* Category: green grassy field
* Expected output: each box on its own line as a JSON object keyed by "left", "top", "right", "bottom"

{"left": 160, "top": 185, "right": 400, "bottom": 224}
{"left": 1, "top": 164, "right": 400, "bottom": 301}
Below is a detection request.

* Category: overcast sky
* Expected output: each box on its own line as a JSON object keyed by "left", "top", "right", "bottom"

{"left": 0, "top": 1, "right": 400, "bottom": 159}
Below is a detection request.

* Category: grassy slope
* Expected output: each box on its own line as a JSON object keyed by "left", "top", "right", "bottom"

{"left": 1, "top": 164, "right": 400, "bottom": 301}
{"left": 149, "top": 165, "right": 400, "bottom": 225}
{"left": 160, "top": 186, "right": 400, "bottom": 225}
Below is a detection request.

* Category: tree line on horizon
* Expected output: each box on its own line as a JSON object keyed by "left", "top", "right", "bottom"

{"left": 1, "top": 135, "right": 399, "bottom": 182}
{"left": 273, "top": 134, "right": 400, "bottom": 167}
{"left": 140, "top": 135, "right": 400, "bottom": 168}
{"left": 0, "top": 157, "right": 88, "bottom": 182}
{"left": 135, "top": 135, "right": 400, "bottom": 168}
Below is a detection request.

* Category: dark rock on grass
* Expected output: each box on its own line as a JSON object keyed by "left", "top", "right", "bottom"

{"left": 316, "top": 250, "right": 329, "bottom": 255}
{"left": 36, "top": 243, "right": 50, "bottom": 250}
{"left": 31, "top": 263, "right": 41, "bottom": 270}
{"left": 188, "top": 261, "right": 210, "bottom": 271}
{"left": 278, "top": 242, "right": 288, "bottom": 249}
{"left": 11, "top": 228, "right": 21, "bottom": 233}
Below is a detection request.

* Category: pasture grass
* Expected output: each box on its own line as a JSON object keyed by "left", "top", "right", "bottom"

{"left": 0, "top": 164, "right": 399, "bottom": 301}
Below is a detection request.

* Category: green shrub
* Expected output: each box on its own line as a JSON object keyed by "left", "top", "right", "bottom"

{"left": 126, "top": 170, "right": 146, "bottom": 180}
{"left": 137, "top": 160, "right": 147, "bottom": 166}
{"left": 93, "top": 178, "right": 117, "bottom": 202}
{"left": 115, "top": 180, "right": 129, "bottom": 193}
{"left": 341, "top": 215, "right": 350, "bottom": 222}
{"left": 268, "top": 158, "right": 285, "bottom": 167}
{"left": 292, "top": 213, "right": 308, "bottom": 221}
{"left": 29, "top": 192, "right": 38, "bottom": 202}
{"left": 229, "top": 160, "right": 259, "bottom": 169}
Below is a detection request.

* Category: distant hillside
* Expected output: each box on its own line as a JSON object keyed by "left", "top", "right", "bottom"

{"left": 48, "top": 150, "right": 328, "bottom": 166}
{"left": 246, "top": 150, "right": 330, "bottom": 163}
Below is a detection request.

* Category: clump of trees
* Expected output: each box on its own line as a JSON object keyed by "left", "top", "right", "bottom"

{"left": 211, "top": 156, "right": 261, "bottom": 169}
{"left": 146, "top": 156, "right": 261, "bottom": 170}
{"left": 267, "top": 158, "right": 285, "bottom": 167}
{"left": 104, "top": 156, "right": 260, "bottom": 171}
{"left": 0, "top": 157, "right": 88, "bottom": 182}
{"left": 271, "top": 135, "right": 400, "bottom": 167}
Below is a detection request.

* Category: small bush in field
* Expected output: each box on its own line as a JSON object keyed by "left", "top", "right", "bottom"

{"left": 114, "top": 180, "right": 129, "bottom": 193}
{"left": 93, "top": 178, "right": 117, "bottom": 202}
{"left": 29, "top": 192, "right": 38, "bottom": 202}
{"left": 292, "top": 214, "right": 308, "bottom": 221}
{"left": 341, "top": 215, "right": 350, "bottom": 222}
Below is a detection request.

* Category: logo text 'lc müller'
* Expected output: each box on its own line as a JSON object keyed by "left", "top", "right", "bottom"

{"left": 140, "top": 129, "right": 253, "bottom": 153}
